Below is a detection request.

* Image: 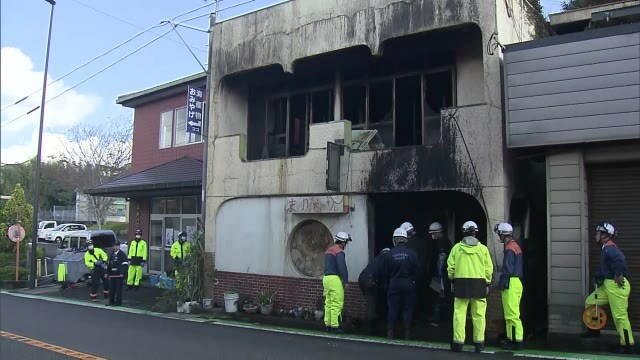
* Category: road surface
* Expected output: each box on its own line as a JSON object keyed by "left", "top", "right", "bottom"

{"left": 0, "top": 293, "right": 544, "bottom": 359}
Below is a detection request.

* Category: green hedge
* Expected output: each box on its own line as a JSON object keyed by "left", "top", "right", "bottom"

{"left": 88, "top": 222, "right": 128, "bottom": 233}
{"left": 0, "top": 266, "right": 28, "bottom": 281}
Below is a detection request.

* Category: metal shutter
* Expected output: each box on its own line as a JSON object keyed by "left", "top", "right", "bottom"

{"left": 588, "top": 163, "right": 640, "bottom": 332}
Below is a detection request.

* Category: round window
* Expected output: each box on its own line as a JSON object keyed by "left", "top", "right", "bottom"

{"left": 289, "top": 220, "right": 333, "bottom": 277}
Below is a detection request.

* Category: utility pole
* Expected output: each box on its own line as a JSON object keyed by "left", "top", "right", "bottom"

{"left": 30, "top": 0, "right": 56, "bottom": 288}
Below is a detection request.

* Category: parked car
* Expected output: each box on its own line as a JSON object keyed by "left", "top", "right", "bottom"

{"left": 59, "top": 230, "right": 128, "bottom": 255}
{"left": 46, "top": 223, "right": 88, "bottom": 243}
{"left": 37, "top": 220, "right": 57, "bottom": 240}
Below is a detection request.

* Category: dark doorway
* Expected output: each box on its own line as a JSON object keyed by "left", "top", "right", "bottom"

{"left": 370, "top": 190, "right": 487, "bottom": 341}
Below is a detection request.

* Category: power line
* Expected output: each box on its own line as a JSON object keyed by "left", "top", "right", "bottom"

{"left": 1, "top": 27, "right": 174, "bottom": 129}
{"left": 171, "top": 0, "right": 226, "bottom": 21}
{"left": 1, "top": 23, "right": 164, "bottom": 114}
{"left": 70, "top": 0, "right": 207, "bottom": 53}
{"left": 178, "top": 0, "right": 259, "bottom": 23}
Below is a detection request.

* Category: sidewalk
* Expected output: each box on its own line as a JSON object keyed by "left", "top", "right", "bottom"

{"left": 1, "top": 288, "right": 634, "bottom": 360}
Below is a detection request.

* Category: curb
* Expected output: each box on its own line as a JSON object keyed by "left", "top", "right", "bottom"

{"left": 0, "top": 290, "right": 629, "bottom": 360}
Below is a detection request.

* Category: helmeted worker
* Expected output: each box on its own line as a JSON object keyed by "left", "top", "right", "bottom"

{"left": 401, "top": 222, "right": 416, "bottom": 239}
{"left": 447, "top": 221, "right": 494, "bottom": 353}
{"left": 107, "top": 241, "right": 128, "bottom": 306}
{"left": 495, "top": 222, "right": 524, "bottom": 350}
{"left": 428, "top": 222, "right": 452, "bottom": 327}
{"left": 358, "top": 247, "right": 390, "bottom": 335}
{"left": 170, "top": 231, "right": 192, "bottom": 266}
{"left": 127, "top": 229, "right": 148, "bottom": 291}
{"left": 583, "top": 223, "right": 634, "bottom": 354}
{"left": 323, "top": 231, "right": 351, "bottom": 333}
{"left": 84, "top": 244, "right": 109, "bottom": 301}
{"left": 171, "top": 231, "right": 192, "bottom": 291}
{"left": 384, "top": 228, "right": 420, "bottom": 340}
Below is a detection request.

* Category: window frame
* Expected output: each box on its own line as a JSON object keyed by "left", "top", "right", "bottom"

{"left": 341, "top": 65, "right": 456, "bottom": 148}
{"left": 159, "top": 109, "right": 174, "bottom": 149}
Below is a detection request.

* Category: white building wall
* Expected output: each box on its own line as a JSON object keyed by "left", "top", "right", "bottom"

{"left": 215, "top": 195, "right": 369, "bottom": 282}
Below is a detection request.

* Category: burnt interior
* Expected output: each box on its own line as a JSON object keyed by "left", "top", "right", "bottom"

{"left": 244, "top": 25, "right": 482, "bottom": 160}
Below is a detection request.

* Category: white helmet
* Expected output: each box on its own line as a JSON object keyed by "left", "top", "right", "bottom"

{"left": 393, "top": 228, "right": 408, "bottom": 238}
{"left": 429, "top": 222, "right": 443, "bottom": 233}
{"left": 334, "top": 231, "right": 352, "bottom": 243}
{"left": 494, "top": 222, "right": 513, "bottom": 236}
{"left": 595, "top": 223, "right": 616, "bottom": 237}
{"left": 400, "top": 222, "right": 414, "bottom": 233}
{"left": 462, "top": 221, "right": 479, "bottom": 234}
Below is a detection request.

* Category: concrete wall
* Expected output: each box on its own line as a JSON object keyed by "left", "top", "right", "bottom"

{"left": 214, "top": 195, "right": 369, "bottom": 282}
{"left": 205, "top": 0, "right": 514, "bottom": 297}
{"left": 546, "top": 151, "right": 589, "bottom": 334}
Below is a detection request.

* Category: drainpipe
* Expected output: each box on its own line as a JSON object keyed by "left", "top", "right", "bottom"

{"left": 201, "top": 12, "right": 216, "bottom": 232}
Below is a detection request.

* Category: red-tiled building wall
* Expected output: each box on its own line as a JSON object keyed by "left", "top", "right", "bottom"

{"left": 130, "top": 94, "right": 203, "bottom": 173}
{"left": 127, "top": 198, "right": 150, "bottom": 244}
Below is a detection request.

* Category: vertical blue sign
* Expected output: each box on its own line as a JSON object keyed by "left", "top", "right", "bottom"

{"left": 186, "top": 86, "right": 204, "bottom": 134}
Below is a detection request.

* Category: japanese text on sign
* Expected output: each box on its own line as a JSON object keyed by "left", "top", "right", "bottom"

{"left": 186, "top": 86, "right": 205, "bottom": 135}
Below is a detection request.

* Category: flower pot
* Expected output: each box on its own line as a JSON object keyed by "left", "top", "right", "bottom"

{"left": 202, "top": 298, "right": 213, "bottom": 310}
{"left": 314, "top": 310, "right": 324, "bottom": 321}
{"left": 177, "top": 301, "right": 184, "bottom": 313}
{"left": 243, "top": 304, "right": 258, "bottom": 314}
{"left": 260, "top": 304, "right": 273, "bottom": 315}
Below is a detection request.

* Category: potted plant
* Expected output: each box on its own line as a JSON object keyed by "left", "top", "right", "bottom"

{"left": 256, "top": 289, "right": 277, "bottom": 315}
{"left": 242, "top": 302, "right": 259, "bottom": 314}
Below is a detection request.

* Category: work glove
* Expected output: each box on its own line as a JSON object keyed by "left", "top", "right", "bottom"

{"left": 486, "top": 284, "right": 491, "bottom": 296}
{"left": 141, "top": 261, "right": 146, "bottom": 267}
{"left": 101, "top": 263, "right": 107, "bottom": 270}
{"left": 615, "top": 275, "right": 625, "bottom": 288}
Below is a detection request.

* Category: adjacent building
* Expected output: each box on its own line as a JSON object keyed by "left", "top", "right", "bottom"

{"left": 204, "top": 0, "right": 535, "bottom": 333}
{"left": 88, "top": 72, "right": 206, "bottom": 275}
{"left": 504, "top": 3, "right": 640, "bottom": 333}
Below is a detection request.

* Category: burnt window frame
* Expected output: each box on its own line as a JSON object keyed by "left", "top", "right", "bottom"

{"left": 253, "top": 84, "right": 334, "bottom": 160}
{"left": 341, "top": 66, "right": 456, "bottom": 149}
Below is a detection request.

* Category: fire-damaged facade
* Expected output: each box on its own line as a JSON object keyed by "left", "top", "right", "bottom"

{"left": 204, "top": 0, "right": 536, "bottom": 337}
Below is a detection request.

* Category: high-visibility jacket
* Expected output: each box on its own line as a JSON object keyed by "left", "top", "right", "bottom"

{"left": 128, "top": 239, "right": 148, "bottom": 266}
{"left": 170, "top": 241, "right": 191, "bottom": 260}
{"left": 447, "top": 236, "right": 493, "bottom": 299}
{"left": 84, "top": 248, "right": 108, "bottom": 270}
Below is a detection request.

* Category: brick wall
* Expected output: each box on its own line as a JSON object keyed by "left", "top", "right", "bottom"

{"left": 130, "top": 94, "right": 203, "bottom": 173}
{"left": 213, "top": 271, "right": 367, "bottom": 319}
{"left": 204, "top": 252, "right": 215, "bottom": 299}
{"left": 127, "top": 197, "right": 150, "bottom": 243}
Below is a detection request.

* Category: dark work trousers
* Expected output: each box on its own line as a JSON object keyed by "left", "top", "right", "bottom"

{"left": 90, "top": 267, "right": 109, "bottom": 298}
{"left": 108, "top": 275, "right": 124, "bottom": 305}
{"left": 387, "top": 280, "right": 416, "bottom": 327}
{"left": 358, "top": 273, "right": 378, "bottom": 334}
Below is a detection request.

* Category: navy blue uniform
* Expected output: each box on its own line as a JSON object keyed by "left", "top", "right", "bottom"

{"left": 384, "top": 243, "right": 420, "bottom": 325}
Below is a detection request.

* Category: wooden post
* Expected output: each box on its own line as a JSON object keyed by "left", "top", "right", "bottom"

{"left": 15, "top": 243, "right": 20, "bottom": 281}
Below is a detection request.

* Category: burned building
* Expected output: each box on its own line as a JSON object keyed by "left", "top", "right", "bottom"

{"left": 204, "top": 0, "right": 536, "bottom": 337}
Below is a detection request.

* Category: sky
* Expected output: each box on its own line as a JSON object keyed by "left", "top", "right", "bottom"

{"left": 0, "top": 0, "right": 564, "bottom": 165}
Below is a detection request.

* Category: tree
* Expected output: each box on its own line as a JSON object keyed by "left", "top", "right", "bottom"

{"left": 1, "top": 159, "right": 75, "bottom": 209}
{"left": 0, "top": 184, "right": 34, "bottom": 253}
{"left": 56, "top": 118, "right": 132, "bottom": 227}
{"left": 562, "top": 0, "right": 622, "bottom": 10}
{"left": 526, "top": 0, "right": 552, "bottom": 39}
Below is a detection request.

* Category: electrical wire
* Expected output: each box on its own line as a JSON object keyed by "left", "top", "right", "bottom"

{"left": 1, "top": 27, "right": 174, "bottom": 129}
{"left": 171, "top": 0, "right": 227, "bottom": 21}
{"left": 177, "top": 0, "right": 259, "bottom": 23}
{"left": 70, "top": 0, "right": 207, "bottom": 53}
{"left": 0, "top": 23, "right": 165, "bottom": 114}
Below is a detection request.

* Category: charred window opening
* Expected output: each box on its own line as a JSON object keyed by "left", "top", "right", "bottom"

{"left": 311, "top": 90, "right": 333, "bottom": 124}
{"left": 424, "top": 70, "right": 454, "bottom": 145}
{"left": 341, "top": 69, "right": 455, "bottom": 150}
{"left": 266, "top": 97, "right": 288, "bottom": 159}
{"left": 395, "top": 76, "right": 422, "bottom": 147}
{"left": 343, "top": 85, "right": 366, "bottom": 128}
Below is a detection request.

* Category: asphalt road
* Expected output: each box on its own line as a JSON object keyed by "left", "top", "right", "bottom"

{"left": 0, "top": 294, "right": 519, "bottom": 360}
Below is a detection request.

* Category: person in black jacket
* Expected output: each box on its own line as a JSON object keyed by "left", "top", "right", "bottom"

{"left": 428, "top": 222, "right": 452, "bottom": 327}
{"left": 384, "top": 228, "right": 420, "bottom": 340}
{"left": 358, "top": 247, "right": 390, "bottom": 334}
{"left": 107, "top": 241, "right": 129, "bottom": 306}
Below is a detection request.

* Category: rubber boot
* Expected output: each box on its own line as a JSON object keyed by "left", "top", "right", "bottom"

{"left": 325, "top": 327, "right": 332, "bottom": 333}
{"left": 450, "top": 342, "right": 463, "bottom": 352}
{"left": 403, "top": 323, "right": 411, "bottom": 340}
{"left": 474, "top": 342, "right": 485, "bottom": 353}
